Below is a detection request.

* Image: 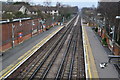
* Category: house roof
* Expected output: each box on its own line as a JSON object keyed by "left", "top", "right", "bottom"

{"left": 32, "top": 6, "right": 58, "bottom": 11}
{"left": 59, "top": 6, "right": 78, "bottom": 14}
{"left": 2, "top": 4, "right": 78, "bottom": 14}
{"left": 47, "top": 7, "right": 58, "bottom": 11}
{"left": 23, "top": 5, "right": 38, "bottom": 12}
{"left": 2, "top": 4, "right": 38, "bottom": 12}
{"left": 32, "top": 6, "right": 46, "bottom": 11}
{"left": 2, "top": 4, "right": 23, "bottom": 12}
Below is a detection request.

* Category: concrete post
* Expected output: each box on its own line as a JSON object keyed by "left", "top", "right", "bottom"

{"left": 12, "top": 24, "right": 15, "bottom": 48}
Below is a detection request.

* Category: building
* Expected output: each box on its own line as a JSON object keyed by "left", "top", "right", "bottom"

{"left": 1, "top": 2, "right": 79, "bottom": 20}
{"left": 42, "top": 7, "right": 59, "bottom": 16}
{"left": 1, "top": 4, "right": 40, "bottom": 20}
{"left": 2, "top": 4, "right": 27, "bottom": 14}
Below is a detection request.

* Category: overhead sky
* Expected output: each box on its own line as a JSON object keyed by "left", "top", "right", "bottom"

{"left": 0, "top": 0, "right": 99, "bottom": 2}
{"left": 0, "top": 0, "right": 99, "bottom": 8}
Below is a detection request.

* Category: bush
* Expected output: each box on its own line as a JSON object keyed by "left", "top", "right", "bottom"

{"left": 102, "top": 38, "right": 107, "bottom": 46}
{"left": 13, "top": 11, "right": 26, "bottom": 18}
{"left": 95, "top": 27, "right": 98, "bottom": 32}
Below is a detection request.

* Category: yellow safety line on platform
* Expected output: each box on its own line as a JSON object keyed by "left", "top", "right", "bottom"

{"left": 86, "top": 45, "right": 92, "bottom": 78}
{"left": 0, "top": 26, "right": 64, "bottom": 79}
{"left": 83, "top": 25, "right": 99, "bottom": 79}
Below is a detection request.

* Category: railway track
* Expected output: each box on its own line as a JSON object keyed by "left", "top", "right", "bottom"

{"left": 28, "top": 17, "right": 76, "bottom": 80}
{"left": 55, "top": 16, "right": 85, "bottom": 80}
{"left": 7, "top": 15, "right": 85, "bottom": 79}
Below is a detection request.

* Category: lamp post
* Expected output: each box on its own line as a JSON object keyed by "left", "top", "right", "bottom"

{"left": 12, "top": 24, "right": 15, "bottom": 48}
{"left": 38, "top": 19, "right": 40, "bottom": 33}
{"left": 63, "top": 16, "right": 64, "bottom": 23}
{"left": 109, "top": 16, "right": 120, "bottom": 51}
{"left": 31, "top": 20, "right": 35, "bottom": 37}
{"left": 52, "top": 16, "right": 55, "bottom": 27}
{"left": 41, "top": 19, "right": 45, "bottom": 31}
{"left": 115, "top": 16, "right": 120, "bottom": 43}
{"left": 110, "top": 26, "right": 115, "bottom": 48}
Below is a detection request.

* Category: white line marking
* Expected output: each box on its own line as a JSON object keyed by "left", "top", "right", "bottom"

{"left": 81, "top": 18, "right": 88, "bottom": 79}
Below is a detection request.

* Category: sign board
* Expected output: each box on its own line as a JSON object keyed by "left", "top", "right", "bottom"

{"left": 18, "top": 32, "right": 23, "bottom": 38}
{"left": 32, "top": 29, "right": 37, "bottom": 34}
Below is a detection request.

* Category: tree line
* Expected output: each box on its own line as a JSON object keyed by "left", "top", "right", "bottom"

{"left": 97, "top": 1, "right": 120, "bottom": 45}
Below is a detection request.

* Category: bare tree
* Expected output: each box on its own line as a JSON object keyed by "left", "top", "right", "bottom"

{"left": 97, "top": 1, "right": 120, "bottom": 45}
{"left": 56, "top": 2, "right": 61, "bottom": 7}
{"left": 43, "top": 0, "right": 51, "bottom": 7}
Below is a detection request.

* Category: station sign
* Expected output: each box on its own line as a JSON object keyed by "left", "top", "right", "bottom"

{"left": 18, "top": 32, "right": 23, "bottom": 38}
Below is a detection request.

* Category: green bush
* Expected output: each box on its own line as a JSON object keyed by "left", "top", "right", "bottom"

{"left": 95, "top": 27, "right": 98, "bottom": 32}
{"left": 102, "top": 38, "right": 107, "bottom": 46}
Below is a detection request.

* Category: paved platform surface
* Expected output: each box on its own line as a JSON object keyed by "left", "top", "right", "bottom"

{"left": 85, "top": 26, "right": 119, "bottom": 78}
{"left": 0, "top": 25, "right": 62, "bottom": 70}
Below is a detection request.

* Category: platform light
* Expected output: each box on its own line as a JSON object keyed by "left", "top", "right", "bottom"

{"left": 116, "top": 16, "right": 120, "bottom": 19}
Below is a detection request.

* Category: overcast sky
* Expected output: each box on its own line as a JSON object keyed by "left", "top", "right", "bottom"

{"left": 1, "top": 0, "right": 99, "bottom": 8}
{"left": 1, "top": 0, "right": 98, "bottom": 2}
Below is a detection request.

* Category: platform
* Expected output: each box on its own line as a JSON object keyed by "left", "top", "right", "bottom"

{"left": 82, "top": 18, "right": 119, "bottom": 79}
{"left": 0, "top": 26, "right": 64, "bottom": 79}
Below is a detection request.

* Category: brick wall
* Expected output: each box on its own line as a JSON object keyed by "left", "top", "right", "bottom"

{"left": 1, "top": 18, "right": 41, "bottom": 52}
{"left": 1, "top": 18, "right": 58, "bottom": 52}
{"left": 113, "top": 43, "right": 120, "bottom": 55}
